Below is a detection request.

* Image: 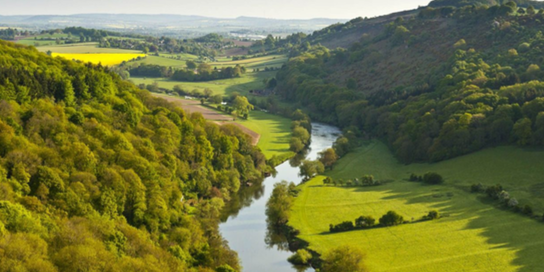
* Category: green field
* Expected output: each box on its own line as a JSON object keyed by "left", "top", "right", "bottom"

{"left": 129, "top": 55, "right": 197, "bottom": 68}
{"left": 290, "top": 141, "right": 544, "bottom": 272}
{"left": 236, "top": 110, "right": 293, "bottom": 159}
{"left": 36, "top": 42, "right": 142, "bottom": 54}
{"left": 131, "top": 71, "right": 276, "bottom": 97}
{"left": 210, "top": 55, "right": 286, "bottom": 70}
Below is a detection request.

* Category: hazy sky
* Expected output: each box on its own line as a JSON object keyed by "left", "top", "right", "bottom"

{"left": 1, "top": 0, "right": 433, "bottom": 19}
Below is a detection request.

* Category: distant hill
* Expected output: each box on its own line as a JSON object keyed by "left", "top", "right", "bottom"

{"left": 0, "top": 14, "right": 346, "bottom": 38}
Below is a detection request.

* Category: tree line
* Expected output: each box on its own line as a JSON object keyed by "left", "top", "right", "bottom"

{"left": 329, "top": 210, "right": 440, "bottom": 233}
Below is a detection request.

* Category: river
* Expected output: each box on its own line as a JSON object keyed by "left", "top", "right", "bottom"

{"left": 220, "top": 123, "right": 341, "bottom": 272}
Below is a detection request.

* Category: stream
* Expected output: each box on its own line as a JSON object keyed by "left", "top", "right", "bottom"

{"left": 220, "top": 123, "right": 341, "bottom": 272}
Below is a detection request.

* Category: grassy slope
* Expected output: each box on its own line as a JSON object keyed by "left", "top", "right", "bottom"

{"left": 235, "top": 110, "right": 293, "bottom": 159}
{"left": 290, "top": 141, "right": 544, "bottom": 272}
{"left": 129, "top": 54, "right": 199, "bottom": 68}
{"left": 209, "top": 55, "right": 287, "bottom": 69}
{"left": 36, "top": 42, "right": 142, "bottom": 53}
{"left": 130, "top": 71, "right": 277, "bottom": 97}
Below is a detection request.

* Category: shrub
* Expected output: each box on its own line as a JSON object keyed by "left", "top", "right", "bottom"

{"left": 330, "top": 221, "right": 355, "bottom": 233}
{"left": 287, "top": 249, "right": 313, "bottom": 265}
{"left": 523, "top": 205, "right": 533, "bottom": 215}
{"left": 471, "top": 183, "right": 484, "bottom": 193}
{"left": 425, "top": 210, "right": 440, "bottom": 220}
{"left": 379, "top": 211, "right": 404, "bottom": 227}
{"left": 485, "top": 184, "right": 503, "bottom": 199}
{"left": 355, "top": 216, "right": 376, "bottom": 228}
{"left": 423, "top": 172, "right": 443, "bottom": 184}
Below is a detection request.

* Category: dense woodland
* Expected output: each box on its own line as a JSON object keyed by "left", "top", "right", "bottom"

{"left": 0, "top": 40, "right": 270, "bottom": 271}
{"left": 275, "top": 1, "right": 544, "bottom": 163}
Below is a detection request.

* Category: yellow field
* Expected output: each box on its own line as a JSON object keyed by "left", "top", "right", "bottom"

{"left": 52, "top": 53, "right": 146, "bottom": 66}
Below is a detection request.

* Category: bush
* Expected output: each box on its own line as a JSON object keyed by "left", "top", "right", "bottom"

{"left": 423, "top": 172, "right": 444, "bottom": 184}
{"left": 425, "top": 210, "right": 440, "bottom": 220}
{"left": 471, "top": 183, "right": 484, "bottom": 193}
{"left": 329, "top": 221, "right": 355, "bottom": 233}
{"left": 379, "top": 211, "right": 404, "bottom": 227}
{"left": 287, "top": 249, "right": 313, "bottom": 265}
{"left": 523, "top": 205, "right": 533, "bottom": 215}
{"left": 485, "top": 184, "right": 503, "bottom": 199}
{"left": 355, "top": 216, "right": 376, "bottom": 228}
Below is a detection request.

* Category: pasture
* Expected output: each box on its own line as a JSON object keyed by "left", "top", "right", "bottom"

{"left": 235, "top": 110, "right": 293, "bottom": 159}
{"left": 52, "top": 53, "right": 146, "bottom": 66}
{"left": 289, "top": 141, "right": 544, "bottom": 272}
{"left": 130, "top": 70, "right": 277, "bottom": 98}
{"left": 209, "top": 54, "right": 287, "bottom": 70}
{"left": 129, "top": 55, "right": 197, "bottom": 68}
{"left": 37, "top": 42, "right": 142, "bottom": 54}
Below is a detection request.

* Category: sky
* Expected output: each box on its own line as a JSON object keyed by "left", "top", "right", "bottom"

{"left": 0, "top": 0, "right": 433, "bottom": 19}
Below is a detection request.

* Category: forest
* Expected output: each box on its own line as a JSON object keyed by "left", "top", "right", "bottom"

{"left": 0, "top": 40, "right": 269, "bottom": 271}
{"left": 274, "top": 2, "right": 544, "bottom": 163}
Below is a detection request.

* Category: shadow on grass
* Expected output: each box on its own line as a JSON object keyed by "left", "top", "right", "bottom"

{"left": 317, "top": 180, "right": 544, "bottom": 271}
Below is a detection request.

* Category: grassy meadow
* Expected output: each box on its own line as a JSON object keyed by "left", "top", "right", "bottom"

{"left": 290, "top": 141, "right": 544, "bottom": 272}
{"left": 37, "top": 42, "right": 142, "bottom": 54}
{"left": 130, "top": 70, "right": 277, "bottom": 97}
{"left": 235, "top": 110, "right": 293, "bottom": 159}
{"left": 52, "top": 53, "right": 146, "bottom": 66}
{"left": 209, "top": 55, "right": 287, "bottom": 70}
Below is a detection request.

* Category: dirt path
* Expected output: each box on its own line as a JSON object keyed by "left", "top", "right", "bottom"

{"left": 152, "top": 93, "right": 260, "bottom": 145}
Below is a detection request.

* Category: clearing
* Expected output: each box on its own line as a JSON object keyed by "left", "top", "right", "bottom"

{"left": 152, "top": 93, "right": 232, "bottom": 121}
{"left": 290, "top": 140, "right": 544, "bottom": 272}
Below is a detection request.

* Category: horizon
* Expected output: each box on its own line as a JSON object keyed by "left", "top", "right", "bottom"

{"left": 0, "top": 0, "right": 433, "bottom": 20}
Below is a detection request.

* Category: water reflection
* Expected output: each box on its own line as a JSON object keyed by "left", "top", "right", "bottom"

{"left": 219, "top": 123, "right": 341, "bottom": 272}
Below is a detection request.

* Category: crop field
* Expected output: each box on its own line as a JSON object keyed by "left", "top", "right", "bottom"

{"left": 290, "top": 141, "right": 544, "bottom": 272}
{"left": 131, "top": 70, "right": 277, "bottom": 97}
{"left": 52, "top": 53, "right": 146, "bottom": 66}
{"left": 37, "top": 43, "right": 142, "bottom": 54}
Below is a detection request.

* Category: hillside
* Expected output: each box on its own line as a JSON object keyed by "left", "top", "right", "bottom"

{"left": 274, "top": 1, "right": 544, "bottom": 163}
{"left": 0, "top": 40, "right": 269, "bottom": 271}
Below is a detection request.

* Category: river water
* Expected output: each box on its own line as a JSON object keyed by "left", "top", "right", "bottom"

{"left": 220, "top": 123, "right": 341, "bottom": 272}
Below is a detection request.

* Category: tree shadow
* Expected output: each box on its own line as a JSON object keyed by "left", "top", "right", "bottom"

{"left": 317, "top": 180, "right": 544, "bottom": 271}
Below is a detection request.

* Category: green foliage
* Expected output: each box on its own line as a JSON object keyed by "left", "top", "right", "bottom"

{"left": 287, "top": 249, "right": 313, "bottom": 265}
{"left": 423, "top": 172, "right": 444, "bottom": 184}
{"left": 266, "top": 181, "right": 296, "bottom": 226}
{"left": 379, "top": 211, "right": 404, "bottom": 227}
{"left": 275, "top": 6, "right": 544, "bottom": 164}
{"left": 0, "top": 40, "right": 268, "bottom": 271}
{"left": 321, "top": 245, "right": 367, "bottom": 272}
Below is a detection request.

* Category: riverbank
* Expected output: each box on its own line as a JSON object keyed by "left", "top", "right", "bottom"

{"left": 220, "top": 123, "right": 341, "bottom": 272}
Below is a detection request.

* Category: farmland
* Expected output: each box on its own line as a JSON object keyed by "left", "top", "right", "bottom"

{"left": 37, "top": 42, "right": 142, "bottom": 54}
{"left": 52, "top": 52, "right": 146, "bottom": 66}
{"left": 234, "top": 110, "right": 293, "bottom": 159}
{"left": 130, "top": 70, "right": 277, "bottom": 98}
{"left": 289, "top": 141, "right": 544, "bottom": 272}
